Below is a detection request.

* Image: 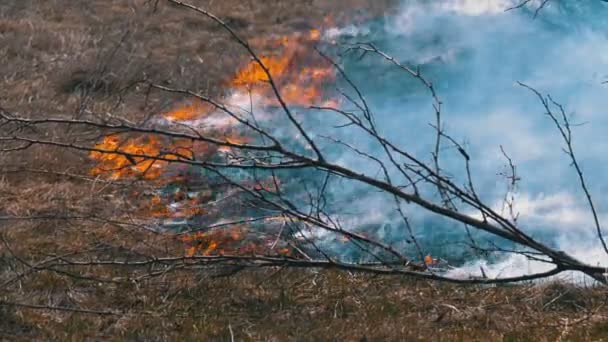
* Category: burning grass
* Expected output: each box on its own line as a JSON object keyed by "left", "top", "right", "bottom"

{"left": 3, "top": 0, "right": 608, "bottom": 340}
{"left": 83, "top": 10, "right": 343, "bottom": 257}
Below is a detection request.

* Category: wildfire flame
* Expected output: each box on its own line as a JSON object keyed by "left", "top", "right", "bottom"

{"left": 181, "top": 223, "right": 292, "bottom": 257}
{"left": 90, "top": 134, "right": 166, "bottom": 180}
{"left": 90, "top": 134, "right": 201, "bottom": 181}
{"left": 231, "top": 29, "right": 337, "bottom": 108}
{"left": 89, "top": 25, "right": 338, "bottom": 257}
{"left": 164, "top": 100, "right": 214, "bottom": 122}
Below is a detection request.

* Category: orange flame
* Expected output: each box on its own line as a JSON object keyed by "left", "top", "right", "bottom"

{"left": 180, "top": 225, "right": 292, "bottom": 257}
{"left": 90, "top": 135, "right": 199, "bottom": 181}
{"left": 231, "top": 29, "right": 336, "bottom": 107}
{"left": 90, "top": 25, "right": 338, "bottom": 257}
{"left": 90, "top": 135, "right": 165, "bottom": 180}
{"left": 91, "top": 26, "right": 335, "bottom": 180}
{"left": 164, "top": 101, "right": 213, "bottom": 122}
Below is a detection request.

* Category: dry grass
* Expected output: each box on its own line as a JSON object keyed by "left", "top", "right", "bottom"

{"left": 2, "top": 0, "right": 608, "bottom": 340}
{"left": 3, "top": 260, "right": 608, "bottom": 340}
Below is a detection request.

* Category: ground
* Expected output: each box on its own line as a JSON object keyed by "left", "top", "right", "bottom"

{"left": 1, "top": 0, "right": 608, "bottom": 340}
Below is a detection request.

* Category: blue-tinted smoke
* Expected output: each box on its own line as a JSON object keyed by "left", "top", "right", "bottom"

{"left": 299, "top": 0, "right": 608, "bottom": 272}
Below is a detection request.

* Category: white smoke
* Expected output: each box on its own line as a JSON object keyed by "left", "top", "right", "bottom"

{"left": 439, "top": 0, "right": 515, "bottom": 15}
{"left": 324, "top": 0, "right": 608, "bottom": 283}
{"left": 453, "top": 191, "right": 608, "bottom": 283}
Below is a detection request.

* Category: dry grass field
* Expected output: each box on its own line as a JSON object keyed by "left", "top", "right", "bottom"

{"left": 1, "top": 0, "right": 608, "bottom": 340}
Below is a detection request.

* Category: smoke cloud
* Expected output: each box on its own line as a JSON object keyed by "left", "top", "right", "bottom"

{"left": 310, "top": 0, "right": 608, "bottom": 280}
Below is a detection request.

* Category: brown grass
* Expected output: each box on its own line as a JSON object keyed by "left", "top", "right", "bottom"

{"left": 2, "top": 0, "right": 608, "bottom": 341}
{"left": 3, "top": 262, "right": 608, "bottom": 340}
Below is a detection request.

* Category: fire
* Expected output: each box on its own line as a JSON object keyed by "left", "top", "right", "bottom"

{"left": 164, "top": 100, "right": 213, "bottom": 122}
{"left": 181, "top": 225, "right": 293, "bottom": 257}
{"left": 91, "top": 26, "right": 335, "bottom": 180}
{"left": 181, "top": 226, "right": 248, "bottom": 256}
{"left": 232, "top": 56, "right": 289, "bottom": 86}
{"left": 90, "top": 134, "right": 199, "bottom": 181}
{"left": 90, "top": 24, "right": 338, "bottom": 257}
{"left": 309, "top": 28, "right": 321, "bottom": 40}
{"left": 90, "top": 134, "right": 165, "bottom": 180}
{"left": 217, "top": 134, "right": 249, "bottom": 153}
{"left": 231, "top": 29, "right": 336, "bottom": 107}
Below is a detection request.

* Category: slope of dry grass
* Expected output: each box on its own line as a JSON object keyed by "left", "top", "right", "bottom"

{"left": 2, "top": 264, "right": 608, "bottom": 340}
{"left": 1, "top": 0, "right": 608, "bottom": 341}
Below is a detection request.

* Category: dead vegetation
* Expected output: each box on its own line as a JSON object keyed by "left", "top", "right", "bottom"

{"left": 2, "top": 0, "right": 608, "bottom": 340}
{"left": 2, "top": 262, "right": 608, "bottom": 340}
